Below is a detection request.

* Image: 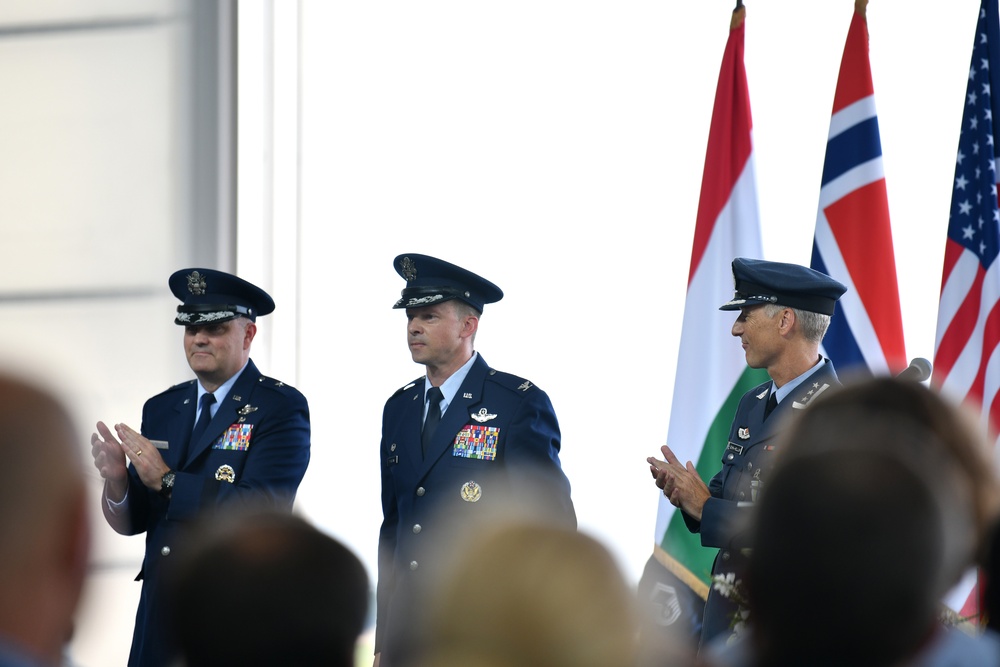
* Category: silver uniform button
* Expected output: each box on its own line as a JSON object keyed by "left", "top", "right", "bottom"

{"left": 721, "top": 550, "right": 730, "bottom": 561}
{"left": 747, "top": 462, "right": 753, "bottom": 470}
{"left": 412, "top": 524, "right": 422, "bottom": 534}
{"left": 409, "top": 561, "right": 418, "bottom": 571}
{"left": 161, "top": 546, "right": 171, "bottom": 556}
{"left": 727, "top": 453, "right": 734, "bottom": 461}
{"left": 416, "top": 487, "right": 426, "bottom": 496}
{"left": 739, "top": 491, "right": 745, "bottom": 500}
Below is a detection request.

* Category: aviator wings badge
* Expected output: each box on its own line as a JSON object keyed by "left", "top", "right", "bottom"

{"left": 470, "top": 408, "right": 497, "bottom": 423}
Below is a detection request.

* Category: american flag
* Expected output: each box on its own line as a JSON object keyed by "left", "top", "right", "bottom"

{"left": 810, "top": 1, "right": 906, "bottom": 377}
{"left": 933, "top": 0, "right": 1000, "bottom": 450}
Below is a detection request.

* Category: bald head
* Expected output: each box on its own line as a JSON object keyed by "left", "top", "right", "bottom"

{"left": 0, "top": 374, "right": 89, "bottom": 665}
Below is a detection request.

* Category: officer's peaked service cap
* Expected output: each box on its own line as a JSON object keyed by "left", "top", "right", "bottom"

{"left": 393, "top": 254, "right": 503, "bottom": 312}
{"left": 169, "top": 268, "right": 275, "bottom": 326}
{"left": 719, "top": 257, "right": 847, "bottom": 316}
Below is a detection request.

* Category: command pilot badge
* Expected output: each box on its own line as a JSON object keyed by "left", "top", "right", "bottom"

{"left": 460, "top": 480, "right": 482, "bottom": 502}
{"left": 470, "top": 408, "right": 497, "bottom": 423}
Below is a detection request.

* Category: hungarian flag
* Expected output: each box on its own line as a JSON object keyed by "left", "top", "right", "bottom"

{"left": 642, "top": 5, "right": 767, "bottom": 637}
{"left": 933, "top": 0, "right": 1000, "bottom": 617}
{"left": 809, "top": 0, "right": 906, "bottom": 376}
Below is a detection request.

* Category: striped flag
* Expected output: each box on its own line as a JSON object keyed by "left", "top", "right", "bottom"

{"left": 934, "top": 0, "right": 1000, "bottom": 453}
{"left": 650, "top": 5, "right": 768, "bottom": 603}
{"left": 809, "top": 0, "right": 906, "bottom": 377}
{"left": 933, "top": 0, "right": 1000, "bottom": 618}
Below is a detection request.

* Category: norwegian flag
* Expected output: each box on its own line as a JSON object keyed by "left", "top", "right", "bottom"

{"left": 809, "top": 1, "right": 906, "bottom": 376}
{"left": 933, "top": 0, "right": 1000, "bottom": 619}
{"left": 934, "top": 0, "right": 1000, "bottom": 449}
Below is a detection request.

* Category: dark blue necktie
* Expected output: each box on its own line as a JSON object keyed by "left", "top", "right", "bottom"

{"left": 421, "top": 387, "right": 444, "bottom": 458}
{"left": 764, "top": 390, "right": 778, "bottom": 420}
{"left": 191, "top": 393, "right": 217, "bottom": 447}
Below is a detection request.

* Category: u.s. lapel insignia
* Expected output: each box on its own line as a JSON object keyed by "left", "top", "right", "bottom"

{"left": 518, "top": 381, "right": 532, "bottom": 392}
{"left": 215, "top": 464, "right": 236, "bottom": 483}
{"left": 470, "top": 408, "right": 497, "bottom": 423}
{"left": 738, "top": 427, "right": 750, "bottom": 440}
{"left": 460, "top": 480, "right": 482, "bottom": 502}
{"left": 463, "top": 392, "right": 473, "bottom": 399}
{"left": 237, "top": 404, "right": 258, "bottom": 416}
{"left": 756, "top": 388, "right": 769, "bottom": 400}
{"left": 792, "top": 383, "right": 831, "bottom": 409}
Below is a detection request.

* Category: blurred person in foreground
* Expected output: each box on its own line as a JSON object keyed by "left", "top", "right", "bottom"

{"left": 648, "top": 257, "right": 846, "bottom": 647}
{"left": 0, "top": 374, "right": 90, "bottom": 667}
{"left": 90, "top": 269, "right": 311, "bottom": 667}
{"left": 705, "top": 447, "right": 948, "bottom": 667}
{"left": 376, "top": 254, "right": 575, "bottom": 666}
{"left": 414, "top": 521, "right": 638, "bottom": 667}
{"left": 165, "top": 509, "right": 368, "bottom": 667}
{"left": 703, "top": 377, "right": 1000, "bottom": 667}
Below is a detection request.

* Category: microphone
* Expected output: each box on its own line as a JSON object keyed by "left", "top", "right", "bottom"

{"left": 896, "top": 357, "right": 932, "bottom": 383}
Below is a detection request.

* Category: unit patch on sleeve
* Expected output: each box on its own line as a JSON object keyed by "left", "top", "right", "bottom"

{"left": 212, "top": 423, "right": 254, "bottom": 451}
{"left": 452, "top": 424, "right": 499, "bottom": 461}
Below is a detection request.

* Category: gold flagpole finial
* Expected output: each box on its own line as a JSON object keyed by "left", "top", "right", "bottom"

{"left": 731, "top": 1, "right": 746, "bottom": 29}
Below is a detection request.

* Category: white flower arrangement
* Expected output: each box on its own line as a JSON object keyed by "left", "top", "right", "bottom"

{"left": 711, "top": 573, "right": 751, "bottom": 643}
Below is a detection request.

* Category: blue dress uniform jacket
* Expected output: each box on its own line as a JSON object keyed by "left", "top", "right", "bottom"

{"left": 104, "top": 359, "right": 310, "bottom": 667}
{"left": 376, "top": 354, "right": 575, "bottom": 657}
{"left": 684, "top": 359, "right": 839, "bottom": 646}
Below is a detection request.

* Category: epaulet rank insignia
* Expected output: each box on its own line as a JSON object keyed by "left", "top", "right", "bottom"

{"left": 487, "top": 368, "right": 537, "bottom": 393}
{"left": 792, "top": 381, "right": 831, "bottom": 409}
{"left": 158, "top": 380, "right": 194, "bottom": 400}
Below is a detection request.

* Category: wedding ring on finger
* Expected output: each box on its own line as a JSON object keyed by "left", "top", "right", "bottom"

{"left": 136, "top": 449, "right": 143, "bottom": 457}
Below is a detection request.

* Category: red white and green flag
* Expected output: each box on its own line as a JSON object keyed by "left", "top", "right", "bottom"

{"left": 652, "top": 5, "right": 768, "bottom": 599}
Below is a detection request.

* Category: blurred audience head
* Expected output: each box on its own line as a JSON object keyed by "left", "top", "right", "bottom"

{"left": 0, "top": 373, "right": 89, "bottom": 666}
{"left": 776, "top": 376, "right": 998, "bottom": 586}
{"left": 747, "top": 447, "right": 945, "bottom": 667}
{"left": 166, "top": 509, "right": 368, "bottom": 667}
{"left": 414, "top": 521, "right": 638, "bottom": 667}
{"left": 983, "top": 517, "right": 1000, "bottom": 633}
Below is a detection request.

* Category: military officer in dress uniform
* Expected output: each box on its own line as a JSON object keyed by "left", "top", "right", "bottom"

{"left": 90, "top": 269, "right": 311, "bottom": 667}
{"left": 648, "top": 257, "right": 847, "bottom": 649}
{"left": 375, "top": 254, "right": 576, "bottom": 667}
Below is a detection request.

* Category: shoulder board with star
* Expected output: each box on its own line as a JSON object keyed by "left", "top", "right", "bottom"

{"left": 791, "top": 381, "right": 832, "bottom": 410}
{"left": 151, "top": 379, "right": 196, "bottom": 400}
{"left": 254, "top": 375, "right": 302, "bottom": 396}
{"left": 486, "top": 368, "right": 539, "bottom": 393}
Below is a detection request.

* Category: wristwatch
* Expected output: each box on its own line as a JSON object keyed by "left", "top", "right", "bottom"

{"left": 159, "top": 470, "right": 176, "bottom": 498}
